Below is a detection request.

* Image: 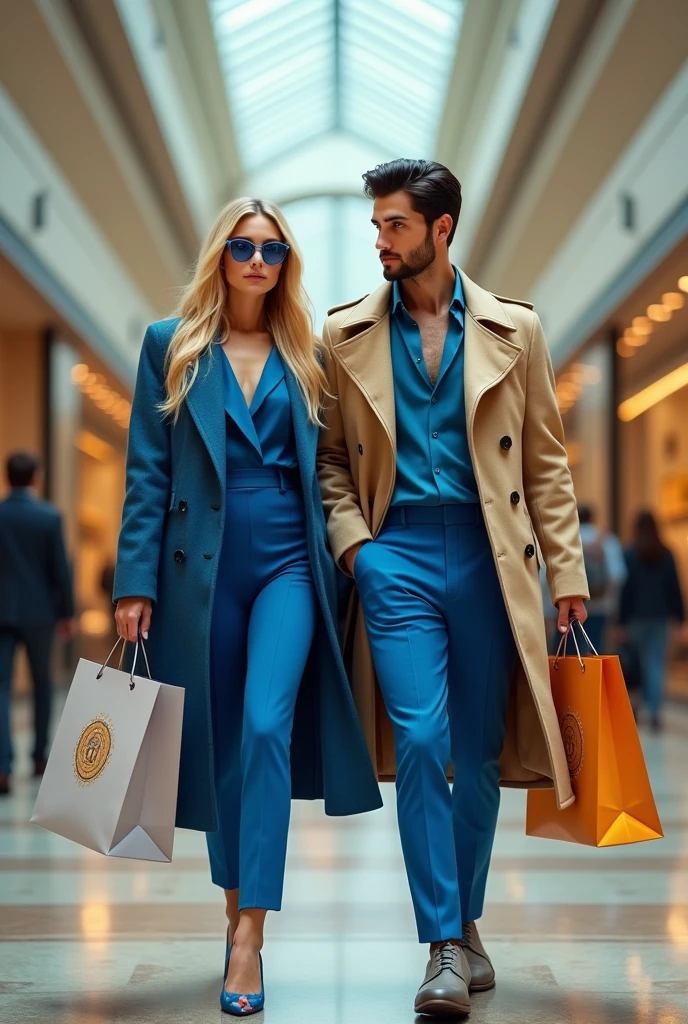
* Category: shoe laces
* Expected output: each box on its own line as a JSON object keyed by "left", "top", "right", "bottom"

{"left": 434, "top": 941, "right": 459, "bottom": 973}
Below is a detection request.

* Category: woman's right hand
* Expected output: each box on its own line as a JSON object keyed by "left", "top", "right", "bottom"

{"left": 115, "top": 597, "right": 153, "bottom": 641}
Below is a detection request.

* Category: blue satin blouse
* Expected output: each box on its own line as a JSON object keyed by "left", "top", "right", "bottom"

{"left": 221, "top": 344, "right": 298, "bottom": 471}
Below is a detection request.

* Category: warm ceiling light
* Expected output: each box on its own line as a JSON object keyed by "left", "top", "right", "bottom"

{"left": 662, "top": 292, "right": 685, "bottom": 310}
{"left": 71, "top": 363, "right": 89, "bottom": 384}
{"left": 618, "top": 360, "right": 688, "bottom": 420}
{"left": 75, "top": 430, "right": 114, "bottom": 462}
{"left": 623, "top": 329, "right": 648, "bottom": 347}
{"left": 678, "top": 276, "right": 688, "bottom": 293}
{"left": 647, "top": 304, "right": 672, "bottom": 322}
{"left": 632, "top": 316, "right": 654, "bottom": 335}
{"left": 616, "top": 339, "right": 636, "bottom": 358}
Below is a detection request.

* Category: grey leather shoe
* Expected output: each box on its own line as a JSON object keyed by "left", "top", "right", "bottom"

{"left": 414, "top": 941, "right": 472, "bottom": 1017}
{"left": 462, "top": 921, "right": 495, "bottom": 992}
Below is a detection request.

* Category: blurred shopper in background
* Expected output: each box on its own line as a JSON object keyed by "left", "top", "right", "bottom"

{"left": 0, "top": 452, "right": 76, "bottom": 796}
{"left": 619, "top": 510, "right": 685, "bottom": 731}
{"left": 576, "top": 504, "right": 627, "bottom": 653}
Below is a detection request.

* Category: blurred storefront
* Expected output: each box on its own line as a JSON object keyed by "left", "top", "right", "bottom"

{"left": 0, "top": 252, "right": 131, "bottom": 685}
{"left": 556, "top": 236, "right": 688, "bottom": 694}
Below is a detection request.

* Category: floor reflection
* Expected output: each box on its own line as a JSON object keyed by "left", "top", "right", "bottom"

{"left": 1, "top": 698, "right": 687, "bottom": 1023}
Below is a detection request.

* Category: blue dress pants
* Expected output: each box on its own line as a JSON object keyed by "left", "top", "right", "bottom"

{"left": 354, "top": 504, "right": 517, "bottom": 943}
{"left": 206, "top": 468, "right": 317, "bottom": 910}
{"left": 628, "top": 618, "right": 670, "bottom": 718}
{"left": 0, "top": 624, "right": 55, "bottom": 773}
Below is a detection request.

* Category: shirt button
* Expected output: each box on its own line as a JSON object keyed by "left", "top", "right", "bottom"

{"left": 435, "top": 467, "right": 441, "bottom": 474}
{"left": 432, "top": 431, "right": 438, "bottom": 438}
{"left": 416, "top": 357, "right": 421, "bottom": 363}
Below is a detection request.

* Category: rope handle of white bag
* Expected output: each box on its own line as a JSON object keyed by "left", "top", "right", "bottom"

{"left": 553, "top": 618, "right": 599, "bottom": 673}
{"left": 96, "top": 629, "right": 151, "bottom": 689}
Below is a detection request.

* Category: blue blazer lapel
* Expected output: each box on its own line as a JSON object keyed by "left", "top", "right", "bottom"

{"left": 185, "top": 343, "right": 226, "bottom": 489}
{"left": 284, "top": 364, "right": 316, "bottom": 492}
{"left": 250, "top": 346, "right": 285, "bottom": 417}
{"left": 221, "top": 354, "right": 263, "bottom": 459}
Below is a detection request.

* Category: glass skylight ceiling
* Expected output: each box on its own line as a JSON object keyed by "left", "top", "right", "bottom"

{"left": 209, "top": 0, "right": 465, "bottom": 172}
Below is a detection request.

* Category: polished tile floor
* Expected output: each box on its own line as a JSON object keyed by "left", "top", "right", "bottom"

{"left": 1, "top": 697, "right": 688, "bottom": 1023}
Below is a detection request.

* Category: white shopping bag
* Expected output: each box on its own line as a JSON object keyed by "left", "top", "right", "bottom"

{"left": 31, "top": 636, "right": 184, "bottom": 862}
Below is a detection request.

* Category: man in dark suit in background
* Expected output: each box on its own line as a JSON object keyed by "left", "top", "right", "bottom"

{"left": 0, "top": 452, "right": 76, "bottom": 795}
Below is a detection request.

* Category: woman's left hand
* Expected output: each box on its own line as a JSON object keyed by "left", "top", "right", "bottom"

{"left": 556, "top": 596, "right": 588, "bottom": 634}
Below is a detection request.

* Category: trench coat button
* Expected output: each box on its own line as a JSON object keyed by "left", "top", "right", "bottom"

{"left": 525, "top": 544, "right": 535, "bottom": 558}
{"left": 203, "top": 553, "right": 213, "bottom": 560}
{"left": 210, "top": 503, "right": 220, "bottom": 511}
{"left": 510, "top": 491, "right": 520, "bottom": 504}
{"left": 178, "top": 499, "right": 188, "bottom": 513}
{"left": 500, "top": 435, "right": 512, "bottom": 450}
{"left": 358, "top": 444, "right": 363, "bottom": 454}
{"left": 174, "top": 549, "right": 185, "bottom": 563}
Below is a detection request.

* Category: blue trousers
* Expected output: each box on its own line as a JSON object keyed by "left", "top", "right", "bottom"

{"left": 206, "top": 468, "right": 317, "bottom": 910}
{"left": 628, "top": 618, "right": 670, "bottom": 717}
{"left": 0, "top": 624, "right": 54, "bottom": 773}
{"left": 354, "top": 504, "right": 517, "bottom": 943}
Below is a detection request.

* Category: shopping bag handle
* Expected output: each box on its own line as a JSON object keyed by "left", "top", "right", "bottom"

{"left": 553, "top": 618, "right": 599, "bottom": 672}
{"left": 96, "top": 631, "right": 152, "bottom": 690}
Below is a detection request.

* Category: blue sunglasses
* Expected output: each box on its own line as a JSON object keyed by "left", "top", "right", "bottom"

{"left": 225, "top": 238, "right": 290, "bottom": 266}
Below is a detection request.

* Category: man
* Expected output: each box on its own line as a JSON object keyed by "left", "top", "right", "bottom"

{"left": 0, "top": 452, "right": 76, "bottom": 795}
{"left": 317, "top": 160, "right": 588, "bottom": 1017}
{"left": 576, "top": 504, "right": 626, "bottom": 654}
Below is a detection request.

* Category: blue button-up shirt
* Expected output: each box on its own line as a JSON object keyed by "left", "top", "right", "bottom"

{"left": 390, "top": 268, "right": 479, "bottom": 506}
{"left": 221, "top": 345, "right": 298, "bottom": 471}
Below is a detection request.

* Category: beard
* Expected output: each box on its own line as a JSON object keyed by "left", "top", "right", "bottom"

{"left": 381, "top": 228, "right": 436, "bottom": 281}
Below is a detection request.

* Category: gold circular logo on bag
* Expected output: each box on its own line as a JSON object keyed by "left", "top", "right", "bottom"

{"left": 560, "top": 711, "right": 584, "bottom": 779}
{"left": 74, "top": 718, "right": 113, "bottom": 784}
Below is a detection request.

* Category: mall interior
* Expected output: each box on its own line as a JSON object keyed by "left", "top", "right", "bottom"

{"left": 0, "top": 0, "right": 687, "bottom": 1021}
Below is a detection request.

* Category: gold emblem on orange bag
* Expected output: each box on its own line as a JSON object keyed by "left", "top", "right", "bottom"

{"left": 74, "top": 717, "right": 113, "bottom": 784}
{"left": 560, "top": 710, "right": 584, "bottom": 779}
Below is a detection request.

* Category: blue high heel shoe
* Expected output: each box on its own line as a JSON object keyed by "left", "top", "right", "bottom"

{"left": 221, "top": 950, "right": 264, "bottom": 1016}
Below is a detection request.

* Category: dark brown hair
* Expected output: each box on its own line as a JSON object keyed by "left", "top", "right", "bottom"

{"left": 6, "top": 451, "right": 40, "bottom": 487}
{"left": 633, "top": 510, "right": 665, "bottom": 564}
{"left": 362, "top": 159, "right": 462, "bottom": 246}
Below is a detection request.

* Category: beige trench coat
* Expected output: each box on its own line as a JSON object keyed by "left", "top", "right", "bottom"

{"left": 316, "top": 270, "right": 589, "bottom": 810}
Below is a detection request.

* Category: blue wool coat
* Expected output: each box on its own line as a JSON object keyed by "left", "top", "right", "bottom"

{"left": 113, "top": 318, "right": 382, "bottom": 832}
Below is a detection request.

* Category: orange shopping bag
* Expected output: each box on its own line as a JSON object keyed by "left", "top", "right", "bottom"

{"left": 526, "top": 621, "right": 663, "bottom": 847}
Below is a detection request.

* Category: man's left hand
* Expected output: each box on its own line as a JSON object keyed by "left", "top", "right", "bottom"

{"left": 556, "top": 596, "right": 587, "bottom": 634}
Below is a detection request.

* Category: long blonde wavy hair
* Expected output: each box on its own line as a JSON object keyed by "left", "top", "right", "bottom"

{"left": 160, "top": 197, "right": 329, "bottom": 425}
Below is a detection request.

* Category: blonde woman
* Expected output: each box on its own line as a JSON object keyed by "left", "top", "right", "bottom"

{"left": 113, "top": 198, "right": 381, "bottom": 1015}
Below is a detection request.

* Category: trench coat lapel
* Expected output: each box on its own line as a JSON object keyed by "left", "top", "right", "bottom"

{"left": 332, "top": 284, "right": 397, "bottom": 448}
{"left": 332, "top": 271, "right": 524, "bottom": 447}
{"left": 185, "top": 342, "right": 226, "bottom": 489}
{"left": 460, "top": 270, "right": 523, "bottom": 435}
